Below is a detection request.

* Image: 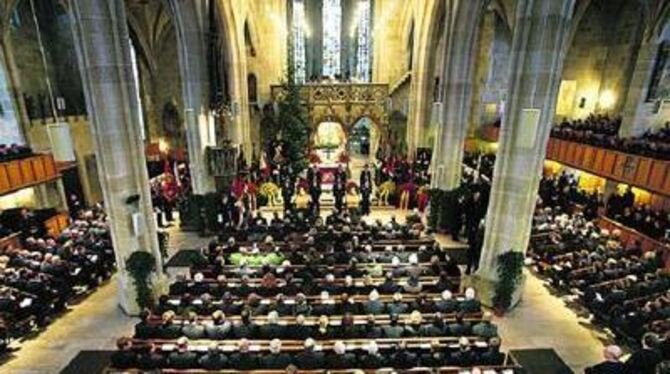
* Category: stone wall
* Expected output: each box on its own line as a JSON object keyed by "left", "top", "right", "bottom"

{"left": 25, "top": 116, "right": 102, "bottom": 205}
{"left": 560, "top": 1, "right": 644, "bottom": 119}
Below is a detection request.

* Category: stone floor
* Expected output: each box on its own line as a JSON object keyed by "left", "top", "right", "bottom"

{"left": 1, "top": 208, "right": 608, "bottom": 373}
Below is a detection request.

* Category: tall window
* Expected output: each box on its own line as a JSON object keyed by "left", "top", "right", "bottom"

{"left": 322, "top": 0, "right": 342, "bottom": 77}
{"left": 292, "top": 0, "right": 307, "bottom": 83}
{"left": 355, "top": 0, "right": 372, "bottom": 82}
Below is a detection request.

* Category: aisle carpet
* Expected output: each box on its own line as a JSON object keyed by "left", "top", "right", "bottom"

{"left": 60, "top": 350, "right": 113, "bottom": 374}
{"left": 510, "top": 348, "right": 574, "bottom": 374}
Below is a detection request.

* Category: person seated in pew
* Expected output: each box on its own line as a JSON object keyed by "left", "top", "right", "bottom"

{"left": 388, "top": 340, "right": 418, "bottom": 369}
{"left": 338, "top": 313, "right": 358, "bottom": 339}
{"left": 450, "top": 336, "right": 477, "bottom": 366}
{"left": 314, "top": 315, "right": 334, "bottom": 340}
{"left": 313, "top": 291, "right": 336, "bottom": 315}
{"left": 327, "top": 340, "right": 358, "bottom": 369}
{"left": 295, "top": 338, "right": 326, "bottom": 369}
{"left": 461, "top": 287, "right": 482, "bottom": 312}
{"left": 585, "top": 344, "right": 625, "bottom": 374}
{"left": 404, "top": 310, "right": 424, "bottom": 337}
{"left": 205, "top": 310, "right": 231, "bottom": 339}
{"left": 109, "top": 337, "right": 136, "bottom": 369}
{"left": 198, "top": 343, "right": 228, "bottom": 371}
{"left": 437, "top": 289, "right": 459, "bottom": 313}
{"left": 361, "top": 314, "right": 384, "bottom": 338}
{"left": 135, "top": 342, "right": 168, "bottom": 371}
{"left": 382, "top": 313, "right": 405, "bottom": 338}
{"left": 364, "top": 289, "right": 384, "bottom": 314}
{"left": 259, "top": 310, "right": 284, "bottom": 339}
{"left": 473, "top": 312, "right": 498, "bottom": 338}
{"left": 288, "top": 314, "right": 312, "bottom": 340}
{"left": 404, "top": 275, "right": 423, "bottom": 294}
{"left": 421, "top": 312, "right": 447, "bottom": 337}
{"left": 380, "top": 271, "right": 401, "bottom": 294}
{"left": 260, "top": 338, "right": 292, "bottom": 369}
{"left": 294, "top": 293, "right": 313, "bottom": 316}
{"left": 182, "top": 312, "right": 206, "bottom": 339}
{"left": 387, "top": 291, "right": 409, "bottom": 315}
{"left": 481, "top": 337, "right": 506, "bottom": 366}
{"left": 231, "top": 309, "right": 257, "bottom": 339}
{"left": 168, "top": 337, "right": 199, "bottom": 369}
{"left": 230, "top": 339, "right": 258, "bottom": 370}
{"left": 134, "top": 309, "right": 155, "bottom": 339}
{"left": 358, "top": 340, "right": 385, "bottom": 369}
{"left": 158, "top": 311, "right": 182, "bottom": 339}
{"left": 420, "top": 339, "right": 447, "bottom": 367}
{"left": 339, "top": 292, "right": 360, "bottom": 315}
{"left": 448, "top": 311, "right": 473, "bottom": 336}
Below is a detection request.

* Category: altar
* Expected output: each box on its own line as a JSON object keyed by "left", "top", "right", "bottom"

{"left": 313, "top": 120, "right": 348, "bottom": 189}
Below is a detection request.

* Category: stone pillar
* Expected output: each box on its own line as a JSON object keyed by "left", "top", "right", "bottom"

{"left": 168, "top": 0, "right": 216, "bottom": 194}
{"left": 69, "top": 0, "right": 164, "bottom": 314}
{"left": 432, "top": 0, "right": 487, "bottom": 190}
{"left": 474, "top": 0, "right": 575, "bottom": 305}
{"left": 620, "top": 39, "right": 661, "bottom": 137}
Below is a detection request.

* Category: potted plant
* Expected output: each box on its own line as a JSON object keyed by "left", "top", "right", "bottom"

{"left": 492, "top": 250, "right": 524, "bottom": 316}
{"left": 126, "top": 251, "right": 157, "bottom": 311}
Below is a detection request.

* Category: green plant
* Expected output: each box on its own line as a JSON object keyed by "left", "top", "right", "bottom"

{"left": 493, "top": 251, "right": 525, "bottom": 311}
{"left": 125, "top": 251, "right": 157, "bottom": 310}
{"left": 276, "top": 53, "right": 309, "bottom": 174}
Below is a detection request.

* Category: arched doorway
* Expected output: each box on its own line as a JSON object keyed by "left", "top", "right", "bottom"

{"left": 348, "top": 116, "right": 380, "bottom": 164}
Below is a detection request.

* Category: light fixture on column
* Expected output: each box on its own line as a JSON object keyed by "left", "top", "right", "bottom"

{"left": 598, "top": 90, "right": 616, "bottom": 110}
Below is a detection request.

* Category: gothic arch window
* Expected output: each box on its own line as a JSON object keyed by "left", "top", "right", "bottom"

{"left": 407, "top": 21, "right": 415, "bottom": 71}
{"left": 291, "top": 0, "right": 307, "bottom": 83}
{"left": 247, "top": 73, "right": 258, "bottom": 103}
{"left": 354, "top": 0, "right": 372, "bottom": 82}
{"left": 244, "top": 20, "right": 256, "bottom": 57}
{"left": 322, "top": 0, "right": 342, "bottom": 77}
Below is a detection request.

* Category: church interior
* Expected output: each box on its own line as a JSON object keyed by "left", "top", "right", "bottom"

{"left": 0, "top": 0, "right": 669, "bottom": 373}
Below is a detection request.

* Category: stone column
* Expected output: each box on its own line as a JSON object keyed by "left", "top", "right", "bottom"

{"left": 620, "top": 39, "right": 662, "bottom": 137}
{"left": 69, "top": 0, "right": 164, "bottom": 314}
{"left": 474, "top": 0, "right": 575, "bottom": 305}
{"left": 432, "top": 0, "right": 487, "bottom": 190}
{"left": 168, "top": 0, "right": 216, "bottom": 194}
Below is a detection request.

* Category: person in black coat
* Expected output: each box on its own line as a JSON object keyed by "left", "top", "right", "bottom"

{"left": 230, "top": 339, "right": 258, "bottom": 370}
{"left": 307, "top": 165, "right": 322, "bottom": 216}
{"left": 388, "top": 341, "right": 418, "bottom": 369}
{"left": 359, "top": 341, "right": 384, "bottom": 369}
{"left": 282, "top": 177, "right": 294, "bottom": 212}
{"left": 168, "top": 337, "right": 199, "bottom": 369}
{"left": 333, "top": 165, "right": 347, "bottom": 211}
{"left": 198, "top": 344, "right": 228, "bottom": 371}
{"left": 295, "top": 338, "right": 326, "bottom": 369}
{"left": 585, "top": 345, "right": 626, "bottom": 374}
{"left": 625, "top": 334, "right": 663, "bottom": 374}
{"left": 109, "top": 337, "right": 137, "bottom": 369}
{"left": 326, "top": 341, "right": 358, "bottom": 369}
{"left": 260, "top": 339, "right": 293, "bottom": 369}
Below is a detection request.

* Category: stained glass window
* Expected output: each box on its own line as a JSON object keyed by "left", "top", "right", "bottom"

{"left": 354, "top": 0, "right": 372, "bottom": 82}
{"left": 292, "top": 0, "right": 307, "bottom": 84}
{"left": 322, "top": 0, "right": 342, "bottom": 78}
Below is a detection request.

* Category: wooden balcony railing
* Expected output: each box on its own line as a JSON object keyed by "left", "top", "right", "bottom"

{"left": 546, "top": 138, "right": 670, "bottom": 197}
{"left": 598, "top": 216, "right": 670, "bottom": 267}
{"left": 0, "top": 153, "right": 59, "bottom": 196}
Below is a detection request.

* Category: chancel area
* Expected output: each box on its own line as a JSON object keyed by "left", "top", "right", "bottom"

{"left": 0, "top": 0, "right": 668, "bottom": 373}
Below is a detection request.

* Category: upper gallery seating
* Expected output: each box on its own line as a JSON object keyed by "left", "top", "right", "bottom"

{"left": 551, "top": 114, "right": 670, "bottom": 160}
{"left": 529, "top": 176, "right": 669, "bottom": 345}
{"left": 108, "top": 219, "right": 520, "bottom": 373}
{"left": 0, "top": 206, "right": 115, "bottom": 351}
{"left": 0, "top": 144, "right": 33, "bottom": 163}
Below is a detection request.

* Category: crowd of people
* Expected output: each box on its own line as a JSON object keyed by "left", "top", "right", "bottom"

{"left": 607, "top": 188, "right": 669, "bottom": 241}
{"left": 0, "top": 205, "right": 115, "bottom": 350}
{"left": 551, "top": 114, "right": 670, "bottom": 160}
{"left": 529, "top": 181, "right": 670, "bottom": 371}
{"left": 109, "top": 215, "right": 518, "bottom": 372}
{"left": 0, "top": 143, "right": 32, "bottom": 162}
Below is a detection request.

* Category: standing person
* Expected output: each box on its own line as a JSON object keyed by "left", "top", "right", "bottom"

{"left": 333, "top": 165, "right": 346, "bottom": 211}
{"left": 282, "top": 176, "right": 294, "bottom": 212}
{"left": 360, "top": 178, "right": 372, "bottom": 216}
{"left": 308, "top": 165, "right": 322, "bottom": 217}
{"left": 466, "top": 220, "right": 485, "bottom": 275}
{"left": 161, "top": 174, "right": 178, "bottom": 222}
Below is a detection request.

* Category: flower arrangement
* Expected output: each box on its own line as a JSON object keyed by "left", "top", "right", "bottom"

{"left": 258, "top": 182, "right": 280, "bottom": 207}
{"left": 379, "top": 180, "right": 396, "bottom": 195}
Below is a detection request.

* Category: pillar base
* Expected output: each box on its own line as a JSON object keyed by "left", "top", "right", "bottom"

{"left": 117, "top": 272, "right": 170, "bottom": 316}
{"left": 461, "top": 272, "right": 526, "bottom": 310}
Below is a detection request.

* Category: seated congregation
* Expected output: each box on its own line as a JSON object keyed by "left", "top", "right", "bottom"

{"left": 108, "top": 219, "right": 518, "bottom": 373}
{"left": 0, "top": 205, "right": 115, "bottom": 351}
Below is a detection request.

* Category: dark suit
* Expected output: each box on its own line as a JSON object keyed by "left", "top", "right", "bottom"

{"left": 230, "top": 352, "right": 258, "bottom": 370}
{"left": 295, "top": 350, "right": 326, "bottom": 369}
{"left": 260, "top": 352, "right": 293, "bottom": 369}
{"left": 168, "top": 351, "right": 198, "bottom": 369}
{"left": 585, "top": 361, "right": 626, "bottom": 374}
{"left": 199, "top": 353, "right": 228, "bottom": 371}
{"left": 326, "top": 352, "right": 358, "bottom": 369}
{"left": 624, "top": 349, "right": 662, "bottom": 374}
